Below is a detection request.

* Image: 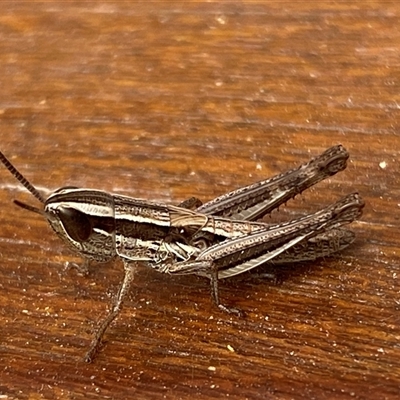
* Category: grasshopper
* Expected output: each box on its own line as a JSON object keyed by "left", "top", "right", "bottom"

{"left": 0, "top": 145, "right": 364, "bottom": 361}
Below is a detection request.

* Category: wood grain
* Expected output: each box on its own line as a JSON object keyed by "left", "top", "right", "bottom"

{"left": 0, "top": 2, "right": 399, "bottom": 399}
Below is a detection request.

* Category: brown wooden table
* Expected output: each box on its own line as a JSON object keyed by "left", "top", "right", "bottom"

{"left": 0, "top": 2, "right": 399, "bottom": 399}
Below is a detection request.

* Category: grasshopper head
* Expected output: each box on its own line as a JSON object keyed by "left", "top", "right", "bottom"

{"left": 44, "top": 188, "right": 116, "bottom": 262}
{"left": 0, "top": 152, "right": 116, "bottom": 263}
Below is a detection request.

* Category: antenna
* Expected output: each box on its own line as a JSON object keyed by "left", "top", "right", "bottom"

{"left": 0, "top": 151, "right": 46, "bottom": 204}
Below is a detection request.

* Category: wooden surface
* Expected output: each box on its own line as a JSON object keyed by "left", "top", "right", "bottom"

{"left": 0, "top": 2, "right": 399, "bottom": 399}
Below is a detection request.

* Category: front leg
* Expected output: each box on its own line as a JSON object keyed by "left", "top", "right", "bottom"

{"left": 84, "top": 259, "right": 137, "bottom": 363}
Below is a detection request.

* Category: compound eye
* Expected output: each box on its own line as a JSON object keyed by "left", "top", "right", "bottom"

{"left": 56, "top": 206, "right": 92, "bottom": 242}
